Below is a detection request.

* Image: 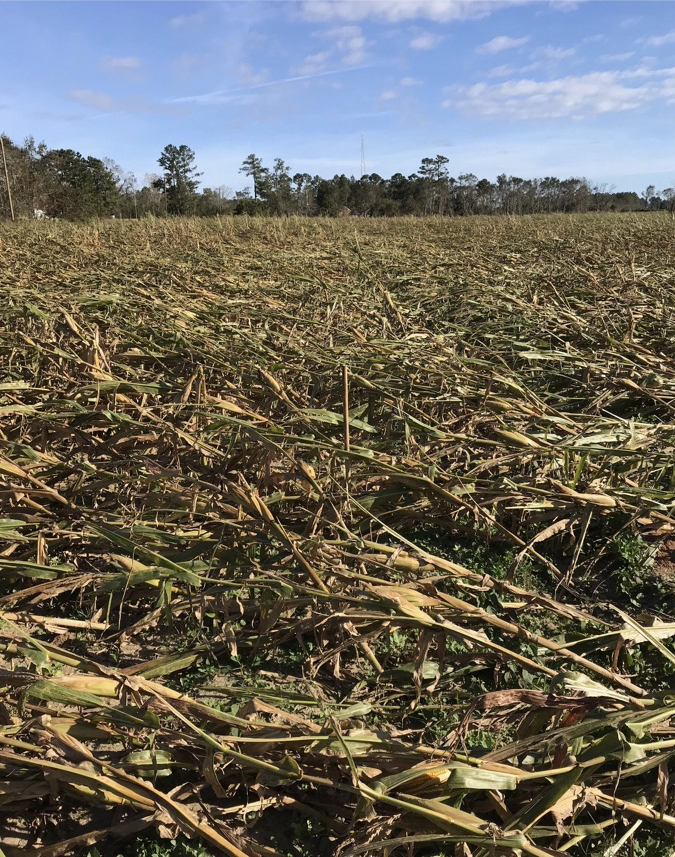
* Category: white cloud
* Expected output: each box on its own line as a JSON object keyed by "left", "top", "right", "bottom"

{"left": 300, "top": 0, "right": 533, "bottom": 23}
{"left": 173, "top": 54, "right": 203, "bottom": 74}
{"left": 296, "top": 51, "right": 332, "bottom": 75}
{"left": 101, "top": 56, "right": 141, "bottom": 72}
{"left": 644, "top": 30, "right": 675, "bottom": 47}
{"left": 68, "top": 89, "right": 117, "bottom": 111}
{"left": 380, "top": 89, "right": 398, "bottom": 100}
{"left": 488, "top": 63, "right": 518, "bottom": 77}
{"left": 302, "top": 25, "right": 370, "bottom": 68}
{"left": 600, "top": 52, "right": 635, "bottom": 63}
{"left": 477, "top": 35, "right": 530, "bottom": 54}
{"left": 236, "top": 63, "right": 269, "bottom": 87}
{"left": 410, "top": 32, "right": 442, "bottom": 49}
{"left": 487, "top": 45, "right": 574, "bottom": 78}
{"left": 400, "top": 76, "right": 423, "bottom": 86}
{"left": 445, "top": 65, "right": 675, "bottom": 119}
{"left": 67, "top": 89, "right": 163, "bottom": 114}
{"left": 530, "top": 45, "right": 575, "bottom": 61}
{"left": 169, "top": 10, "right": 207, "bottom": 28}
{"left": 325, "top": 24, "right": 369, "bottom": 64}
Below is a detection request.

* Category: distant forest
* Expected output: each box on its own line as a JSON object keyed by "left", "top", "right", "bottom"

{"left": 1, "top": 133, "right": 673, "bottom": 220}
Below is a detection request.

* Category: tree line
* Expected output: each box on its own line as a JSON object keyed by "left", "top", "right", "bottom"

{"left": 1, "top": 133, "right": 673, "bottom": 220}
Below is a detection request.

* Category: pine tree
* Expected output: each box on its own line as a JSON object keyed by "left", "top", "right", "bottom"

{"left": 157, "top": 144, "right": 202, "bottom": 215}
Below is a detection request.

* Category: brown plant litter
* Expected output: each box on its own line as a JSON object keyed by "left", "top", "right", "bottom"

{"left": 1, "top": 213, "right": 675, "bottom": 855}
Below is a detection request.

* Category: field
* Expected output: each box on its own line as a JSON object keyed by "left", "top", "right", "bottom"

{"left": 2, "top": 213, "right": 675, "bottom": 857}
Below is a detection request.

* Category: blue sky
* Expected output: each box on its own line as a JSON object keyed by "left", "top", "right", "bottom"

{"left": 1, "top": 1, "right": 673, "bottom": 194}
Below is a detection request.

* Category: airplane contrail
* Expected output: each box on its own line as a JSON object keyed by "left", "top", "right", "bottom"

{"left": 166, "top": 64, "right": 371, "bottom": 104}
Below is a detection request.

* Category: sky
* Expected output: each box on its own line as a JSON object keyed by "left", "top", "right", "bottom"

{"left": 1, "top": 0, "right": 673, "bottom": 195}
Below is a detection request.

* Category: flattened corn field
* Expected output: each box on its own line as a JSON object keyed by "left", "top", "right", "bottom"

{"left": 2, "top": 214, "right": 675, "bottom": 857}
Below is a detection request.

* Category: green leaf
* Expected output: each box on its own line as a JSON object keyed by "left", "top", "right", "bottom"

{"left": 301, "top": 408, "right": 378, "bottom": 433}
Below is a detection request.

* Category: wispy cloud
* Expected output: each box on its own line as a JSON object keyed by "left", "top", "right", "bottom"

{"left": 644, "top": 30, "right": 675, "bottom": 47}
{"left": 410, "top": 32, "right": 442, "bottom": 50}
{"left": 296, "top": 51, "right": 331, "bottom": 75}
{"left": 169, "top": 10, "right": 207, "bottom": 28}
{"left": 69, "top": 89, "right": 117, "bottom": 111}
{"left": 294, "top": 24, "right": 369, "bottom": 74}
{"left": 400, "top": 76, "right": 423, "bottom": 86}
{"left": 236, "top": 63, "right": 269, "bottom": 87}
{"left": 67, "top": 89, "right": 160, "bottom": 114}
{"left": 530, "top": 45, "right": 575, "bottom": 61}
{"left": 380, "top": 89, "right": 398, "bottom": 100}
{"left": 300, "top": 0, "right": 535, "bottom": 23}
{"left": 445, "top": 65, "right": 675, "bottom": 119}
{"left": 488, "top": 63, "right": 518, "bottom": 77}
{"left": 172, "top": 54, "right": 203, "bottom": 75}
{"left": 488, "top": 44, "right": 574, "bottom": 78}
{"left": 325, "top": 24, "right": 369, "bottom": 65}
{"left": 477, "top": 35, "right": 529, "bottom": 54}
{"left": 600, "top": 52, "right": 635, "bottom": 63}
{"left": 101, "top": 55, "right": 141, "bottom": 72}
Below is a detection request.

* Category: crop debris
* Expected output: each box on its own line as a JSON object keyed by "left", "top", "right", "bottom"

{"left": 1, "top": 214, "right": 675, "bottom": 855}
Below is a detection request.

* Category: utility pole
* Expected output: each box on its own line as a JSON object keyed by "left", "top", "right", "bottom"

{"left": 360, "top": 131, "right": 366, "bottom": 179}
{"left": 0, "top": 134, "right": 15, "bottom": 221}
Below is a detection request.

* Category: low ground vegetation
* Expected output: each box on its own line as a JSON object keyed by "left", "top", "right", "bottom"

{"left": 1, "top": 214, "right": 675, "bottom": 856}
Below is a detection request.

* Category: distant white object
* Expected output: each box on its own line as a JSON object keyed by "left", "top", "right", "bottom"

{"left": 33, "top": 209, "right": 45, "bottom": 220}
